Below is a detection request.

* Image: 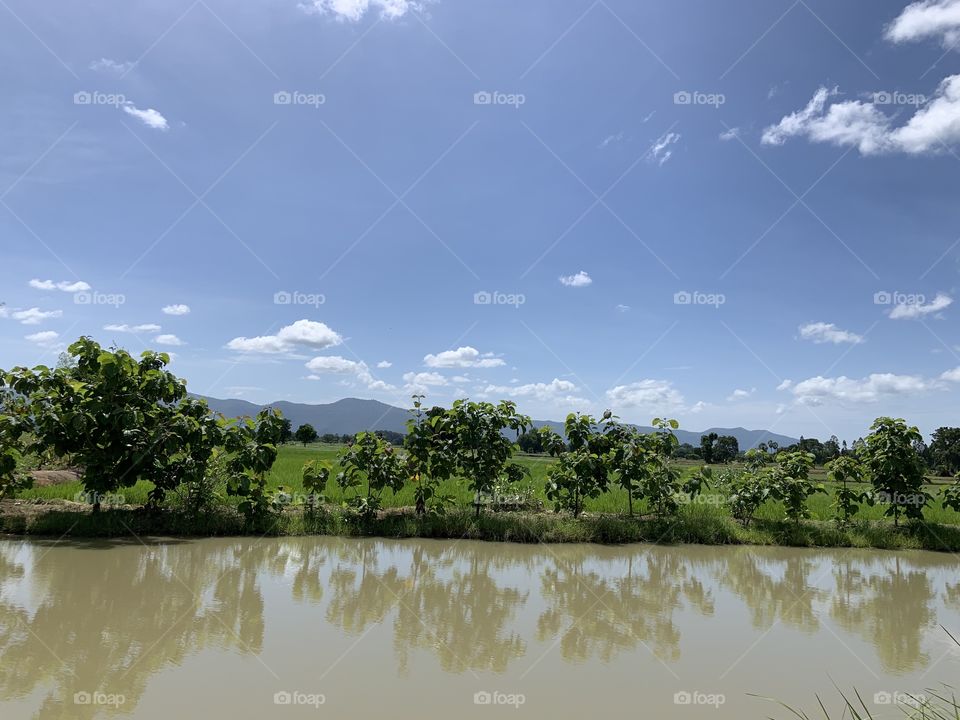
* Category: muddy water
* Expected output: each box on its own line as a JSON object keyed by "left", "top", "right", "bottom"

{"left": 0, "top": 538, "right": 958, "bottom": 719}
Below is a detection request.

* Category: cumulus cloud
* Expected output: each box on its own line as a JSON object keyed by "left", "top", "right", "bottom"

{"left": 763, "top": 75, "right": 960, "bottom": 155}
{"left": 154, "top": 334, "right": 183, "bottom": 346}
{"left": 559, "top": 271, "right": 592, "bottom": 288}
{"left": 29, "top": 278, "right": 91, "bottom": 292}
{"left": 227, "top": 320, "right": 343, "bottom": 354}
{"left": 799, "top": 322, "right": 865, "bottom": 344}
{"left": 480, "top": 378, "right": 585, "bottom": 405}
{"left": 104, "top": 323, "right": 161, "bottom": 333}
{"left": 727, "top": 388, "right": 755, "bottom": 401}
{"left": 376, "top": 360, "right": 392, "bottom": 368}
{"left": 304, "top": 355, "right": 393, "bottom": 390}
{"left": 781, "top": 372, "right": 949, "bottom": 405}
{"left": 122, "top": 104, "right": 169, "bottom": 131}
{"left": 886, "top": 0, "right": 960, "bottom": 48}
{"left": 423, "top": 346, "right": 505, "bottom": 369}
{"left": 647, "top": 131, "right": 680, "bottom": 165}
{"left": 89, "top": 58, "right": 134, "bottom": 74}
{"left": 941, "top": 366, "right": 960, "bottom": 381}
{"left": 402, "top": 371, "right": 449, "bottom": 393}
{"left": 162, "top": 304, "right": 190, "bottom": 316}
{"left": 889, "top": 292, "right": 953, "bottom": 319}
{"left": 6, "top": 308, "right": 63, "bottom": 325}
{"left": 300, "top": 0, "right": 429, "bottom": 21}
{"left": 719, "top": 127, "right": 741, "bottom": 141}
{"left": 25, "top": 330, "right": 60, "bottom": 348}
{"left": 605, "top": 379, "right": 687, "bottom": 414}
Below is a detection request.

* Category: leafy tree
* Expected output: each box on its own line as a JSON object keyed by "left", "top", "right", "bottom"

{"left": 714, "top": 435, "right": 740, "bottom": 464}
{"left": 726, "top": 470, "right": 772, "bottom": 526}
{"left": 700, "top": 433, "right": 718, "bottom": 464}
{"left": 446, "top": 399, "right": 530, "bottom": 516}
{"left": 336, "top": 431, "right": 406, "bottom": 518}
{"left": 320, "top": 433, "right": 338, "bottom": 444}
{"left": 295, "top": 423, "right": 319, "bottom": 446}
{"left": 929, "top": 427, "right": 960, "bottom": 475}
{"left": 542, "top": 412, "right": 617, "bottom": 517}
{"left": 861, "top": 417, "right": 930, "bottom": 526}
{"left": 223, "top": 409, "right": 288, "bottom": 522}
{"left": 768, "top": 451, "right": 824, "bottom": 526}
{"left": 404, "top": 395, "right": 457, "bottom": 515}
{"left": 278, "top": 418, "right": 294, "bottom": 444}
{"left": 517, "top": 429, "right": 545, "bottom": 454}
{"left": 826, "top": 455, "right": 867, "bottom": 526}
{"left": 301, "top": 461, "right": 330, "bottom": 512}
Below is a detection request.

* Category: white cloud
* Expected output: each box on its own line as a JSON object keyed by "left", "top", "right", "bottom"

{"left": 300, "top": 0, "right": 429, "bottom": 21}
{"left": 559, "top": 271, "right": 592, "bottom": 288}
{"left": 376, "top": 360, "right": 392, "bottom": 368}
{"left": 227, "top": 320, "right": 343, "bottom": 354}
{"left": 304, "top": 355, "right": 391, "bottom": 389}
{"left": 423, "top": 346, "right": 505, "bottom": 368}
{"left": 162, "top": 304, "right": 190, "bottom": 316}
{"left": 719, "top": 127, "right": 741, "bottom": 141}
{"left": 941, "top": 366, "right": 960, "bottom": 381}
{"left": 690, "top": 400, "right": 708, "bottom": 413}
{"left": 763, "top": 76, "right": 960, "bottom": 155}
{"left": 647, "top": 131, "right": 680, "bottom": 165}
{"left": 122, "top": 104, "right": 169, "bottom": 131}
{"left": 25, "top": 330, "right": 59, "bottom": 347}
{"left": 889, "top": 292, "right": 953, "bottom": 319}
{"left": 104, "top": 323, "right": 162, "bottom": 333}
{"left": 606, "top": 379, "right": 686, "bottom": 414}
{"left": 777, "top": 379, "right": 793, "bottom": 391}
{"left": 598, "top": 131, "right": 624, "bottom": 149}
{"left": 886, "top": 0, "right": 960, "bottom": 48}
{"left": 154, "top": 334, "right": 183, "bottom": 346}
{"left": 402, "top": 371, "right": 449, "bottom": 393}
{"left": 8, "top": 308, "right": 63, "bottom": 325}
{"left": 727, "top": 388, "right": 755, "bottom": 401}
{"left": 785, "top": 372, "right": 939, "bottom": 405}
{"left": 481, "top": 378, "right": 584, "bottom": 404}
{"left": 29, "top": 278, "right": 91, "bottom": 292}
{"left": 89, "top": 58, "right": 134, "bottom": 74}
{"left": 616, "top": 304, "right": 630, "bottom": 312}
{"left": 799, "top": 321, "right": 865, "bottom": 345}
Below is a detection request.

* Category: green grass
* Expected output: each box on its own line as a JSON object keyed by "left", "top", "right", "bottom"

{"left": 11, "top": 444, "right": 960, "bottom": 550}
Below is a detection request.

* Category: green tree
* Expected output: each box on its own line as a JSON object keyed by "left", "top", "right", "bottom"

{"left": 295, "top": 423, "right": 319, "bottom": 446}
{"left": 768, "top": 451, "right": 824, "bottom": 526}
{"left": 542, "top": 412, "right": 617, "bottom": 518}
{"left": 861, "top": 417, "right": 930, "bottom": 526}
{"left": 278, "top": 417, "right": 294, "bottom": 444}
{"left": 928, "top": 427, "right": 960, "bottom": 475}
{"left": 404, "top": 395, "right": 457, "bottom": 515}
{"left": 336, "top": 431, "right": 406, "bottom": 518}
{"left": 826, "top": 455, "right": 866, "bottom": 526}
{"left": 714, "top": 435, "right": 740, "bottom": 464}
{"left": 700, "top": 433, "right": 718, "bottom": 464}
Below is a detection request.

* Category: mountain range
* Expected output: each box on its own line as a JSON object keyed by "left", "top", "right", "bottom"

{"left": 195, "top": 395, "right": 800, "bottom": 450}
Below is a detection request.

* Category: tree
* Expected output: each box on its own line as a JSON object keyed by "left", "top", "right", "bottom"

{"left": 700, "top": 433, "right": 718, "bottom": 464}
{"left": 278, "top": 418, "right": 294, "bottom": 444}
{"left": 768, "top": 451, "right": 824, "bottom": 526}
{"left": 826, "top": 455, "right": 866, "bottom": 526}
{"left": 404, "top": 395, "right": 457, "bottom": 515}
{"left": 336, "top": 431, "right": 406, "bottom": 518}
{"left": 861, "top": 417, "right": 929, "bottom": 526}
{"left": 295, "top": 424, "right": 319, "bottom": 446}
{"left": 517, "top": 429, "right": 545, "bottom": 454}
{"left": 224, "top": 409, "right": 288, "bottom": 522}
{"left": 542, "top": 412, "right": 617, "bottom": 518}
{"left": 714, "top": 435, "right": 740, "bottom": 464}
{"left": 929, "top": 427, "right": 960, "bottom": 475}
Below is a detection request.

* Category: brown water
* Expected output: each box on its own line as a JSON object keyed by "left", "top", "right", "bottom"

{"left": 0, "top": 538, "right": 958, "bottom": 719}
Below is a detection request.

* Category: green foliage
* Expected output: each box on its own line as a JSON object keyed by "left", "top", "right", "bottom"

{"left": 336, "top": 431, "right": 406, "bottom": 518}
{"left": 929, "top": 426, "right": 960, "bottom": 475}
{"left": 301, "top": 460, "right": 330, "bottom": 511}
{"left": 768, "top": 451, "right": 824, "bottom": 526}
{"left": 861, "top": 417, "right": 930, "bottom": 526}
{"left": 826, "top": 455, "right": 867, "bottom": 526}
{"left": 542, "top": 412, "right": 618, "bottom": 517}
{"left": 294, "top": 423, "right": 319, "bottom": 446}
{"left": 942, "top": 473, "right": 960, "bottom": 514}
{"left": 404, "top": 395, "right": 457, "bottom": 515}
{"left": 223, "top": 409, "right": 288, "bottom": 522}
{"left": 726, "top": 469, "right": 772, "bottom": 526}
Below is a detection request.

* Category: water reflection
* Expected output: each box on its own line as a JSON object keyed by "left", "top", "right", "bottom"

{"left": 0, "top": 538, "right": 957, "bottom": 719}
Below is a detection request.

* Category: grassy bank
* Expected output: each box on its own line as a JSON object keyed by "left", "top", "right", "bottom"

{"left": 6, "top": 499, "right": 960, "bottom": 552}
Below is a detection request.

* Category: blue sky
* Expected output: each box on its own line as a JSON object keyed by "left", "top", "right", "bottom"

{"left": 2, "top": 0, "right": 960, "bottom": 442}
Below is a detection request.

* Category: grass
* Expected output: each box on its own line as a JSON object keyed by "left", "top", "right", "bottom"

{"left": 10, "top": 443, "right": 960, "bottom": 550}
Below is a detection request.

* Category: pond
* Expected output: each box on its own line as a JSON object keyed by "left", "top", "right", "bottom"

{"left": 1, "top": 538, "right": 958, "bottom": 718}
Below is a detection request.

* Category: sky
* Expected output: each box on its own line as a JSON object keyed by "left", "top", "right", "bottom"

{"left": 2, "top": 0, "right": 960, "bottom": 443}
